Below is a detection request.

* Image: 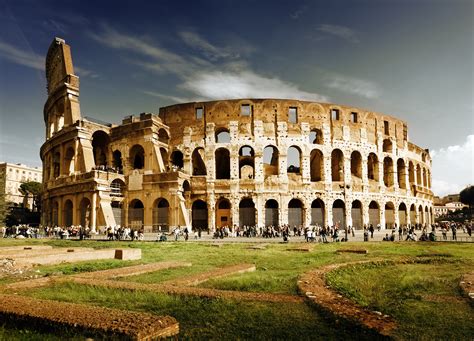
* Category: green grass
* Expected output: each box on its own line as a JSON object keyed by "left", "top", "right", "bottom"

{"left": 326, "top": 259, "right": 474, "bottom": 340}
{"left": 0, "top": 239, "right": 473, "bottom": 340}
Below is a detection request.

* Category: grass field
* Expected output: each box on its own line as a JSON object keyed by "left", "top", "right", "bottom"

{"left": 0, "top": 239, "right": 472, "bottom": 340}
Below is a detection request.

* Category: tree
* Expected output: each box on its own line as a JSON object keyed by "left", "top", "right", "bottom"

{"left": 459, "top": 185, "right": 474, "bottom": 219}
{"left": 19, "top": 181, "right": 42, "bottom": 212}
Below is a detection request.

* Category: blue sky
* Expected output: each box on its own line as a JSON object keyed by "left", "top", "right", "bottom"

{"left": 0, "top": 0, "right": 472, "bottom": 196}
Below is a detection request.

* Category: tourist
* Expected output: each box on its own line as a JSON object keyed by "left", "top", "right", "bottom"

{"left": 451, "top": 224, "right": 457, "bottom": 241}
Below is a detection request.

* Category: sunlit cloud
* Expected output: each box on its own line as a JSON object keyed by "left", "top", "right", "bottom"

{"left": 431, "top": 134, "right": 474, "bottom": 196}
{"left": 326, "top": 74, "right": 379, "bottom": 99}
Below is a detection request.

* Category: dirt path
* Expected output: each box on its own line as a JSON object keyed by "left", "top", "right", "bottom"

{"left": 297, "top": 261, "right": 397, "bottom": 337}
{"left": 161, "top": 263, "right": 256, "bottom": 286}
{"left": 0, "top": 293, "right": 178, "bottom": 339}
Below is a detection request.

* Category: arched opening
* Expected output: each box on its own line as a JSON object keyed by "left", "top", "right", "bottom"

{"left": 215, "top": 148, "right": 230, "bottom": 179}
{"left": 422, "top": 168, "right": 427, "bottom": 188}
{"left": 192, "top": 148, "right": 206, "bottom": 175}
{"left": 309, "top": 128, "right": 323, "bottom": 144}
{"left": 63, "top": 200, "right": 73, "bottom": 227}
{"left": 64, "top": 147, "right": 75, "bottom": 175}
{"left": 192, "top": 200, "right": 208, "bottom": 231}
{"left": 170, "top": 150, "right": 184, "bottom": 169}
{"left": 424, "top": 206, "right": 429, "bottom": 225}
{"left": 287, "top": 146, "right": 301, "bottom": 174}
{"left": 408, "top": 161, "right": 415, "bottom": 185}
{"left": 265, "top": 199, "right": 279, "bottom": 227}
{"left": 128, "top": 199, "right": 144, "bottom": 229}
{"left": 216, "top": 198, "right": 231, "bottom": 228}
{"left": 92, "top": 130, "right": 110, "bottom": 168}
{"left": 310, "top": 149, "right": 323, "bottom": 182}
{"left": 152, "top": 198, "right": 169, "bottom": 232}
{"left": 158, "top": 128, "right": 169, "bottom": 144}
{"left": 382, "top": 139, "right": 392, "bottom": 153}
{"left": 110, "top": 178, "right": 125, "bottom": 197}
{"left": 288, "top": 199, "right": 303, "bottom": 228}
{"left": 351, "top": 200, "right": 362, "bottom": 229}
{"left": 130, "top": 144, "right": 145, "bottom": 170}
{"left": 331, "top": 149, "right": 344, "bottom": 181}
{"left": 183, "top": 180, "right": 191, "bottom": 193}
{"left": 369, "top": 201, "right": 380, "bottom": 227}
{"left": 239, "top": 146, "right": 255, "bottom": 179}
{"left": 215, "top": 128, "right": 230, "bottom": 143}
{"left": 239, "top": 198, "right": 256, "bottom": 227}
{"left": 113, "top": 150, "right": 123, "bottom": 173}
{"left": 160, "top": 147, "right": 168, "bottom": 171}
{"left": 350, "top": 151, "right": 362, "bottom": 179}
{"left": 53, "top": 151, "right": 60, "bottom": 178}
{"left": 416, "top": 164, "right": 422, "bottom": 186}
{"left": 397, "top": 159, "right": 406, "bottom": 189}
{"left": 311, "top": 199, "right": 325, "bottom": 226}
{"left": 367, "top": 153, "right": 379, "bottom": 181}
{"left": 399, "top": 203, "right": 407, "bottom": 226}
{"left": 332, "top": 199, "right": 346, "bottom": 228}
{"left": 263, "top": 145, "right": 279, "bottom": 177}
{"left": 410, "top": 204, "right": 416, "bottom": 225}
{"left": 385, "top": 202, "right": 395, "bottom": 228}
{"left": 383, "top": 157, "right": 394, "bottom": 187}
{"left": 427, "top": 170, "right": 431, "bottom": 189}
{"left": 79, "top": 198, "right": 91, "bottom": 228}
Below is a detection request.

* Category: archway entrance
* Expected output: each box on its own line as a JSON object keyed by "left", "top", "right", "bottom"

{"left": 368, "top": 201, "right": 380, "bottom": 227}
{"left": 63, "top": 200, "right": 73, "bottom": 227}
{"left": 332, "top": 199, "right": 345, "bottom": 228}
{"left": 128, "top": 199, "right": 144, "bottom": 229}
{"left": 152, "top": 198, "right": 169, "bottom": 232}
{"left": 265, "top": 199, "right": 279, "bottom": 227}
{"left": 111, "top": 201, "right": 123, "bottom": 227}
{"left": 288, "top": 199, "right": 303, "bottom": 228}
{"left": 79, "top": 198, "right": 91, "bottom": 228}
{"left": 192, "top": 200, "right": 208, "bottom": 231}
{"left": 385, "top": 202, "right": 395, "bottom": 229}
{"left": 398, "top": 203, "right": 407, "bottom": 226}
{"left": 351, "top": 200, "right": 362, "bottom": 229}
{"left": 239, "top": 198, "right": 256, "bottom": 227}
{"left": 311, "top": 199, "right": 324, "bottom": 226}
{"left": 216, "top": 199, "right": 231, "bottom": 228}
{"left": 410, "top": 204, "right": 416, "bottom": 225}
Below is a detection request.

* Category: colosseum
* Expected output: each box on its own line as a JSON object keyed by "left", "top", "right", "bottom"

{"left": 41, "top": 38, "right": 434, "bottom": 233}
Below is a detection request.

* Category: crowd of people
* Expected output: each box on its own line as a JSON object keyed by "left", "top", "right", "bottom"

{"left": 1, "top": 220, "right": 472, "bottom": 243}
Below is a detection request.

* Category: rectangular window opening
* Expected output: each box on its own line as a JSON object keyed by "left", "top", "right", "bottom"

{"left": 288, "top": 107, "right": 298, "bottom": 123}
{"left": 241, "top": 104, "right": 251, "bottom": 116}
{"left": 384, "top": 120, "right": 389, "bottom": 135}
{"left": 195, "top": 107, "right": 203, "bottom": 120}
{"left": 331, "top": 109, "right": 339, "bottom": 121}
{"left": 351, "top": 112, "right": 358, "bottom": 123}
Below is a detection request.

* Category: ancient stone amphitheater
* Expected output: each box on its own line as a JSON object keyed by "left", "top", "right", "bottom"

{"left": 41, "top": 38, "right": 433, "bottom": 233}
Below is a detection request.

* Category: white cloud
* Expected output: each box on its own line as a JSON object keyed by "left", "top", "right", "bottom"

{"left": 326, "top": 74, "right": 379, "bottom": 99}
{"left": 141, "top": 90, "right": 191, "bottom": 103}
{"left": 180, "top": 71, "right": 329, "bottom": 102}
{"left": 0, "top": 40, "right": 95, "bottom": 77}
{"left": 431, "top": 135, "right": 474, "bottom": 196}
{"left": 0, "top": 40, "right": 44, "bottom": 70}
{"left": 317, "top": 24, "right": 359, "bottom": 43}
{"left": 91, "top": 26, "right": 329, "bottom": 102}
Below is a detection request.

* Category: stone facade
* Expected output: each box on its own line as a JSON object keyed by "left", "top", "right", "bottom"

{"left": 41, "top": 38, "right": 434, "bottom": 232}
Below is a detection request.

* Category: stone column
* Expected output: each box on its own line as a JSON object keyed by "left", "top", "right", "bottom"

{"left": 362, "top": 201, "right": 369, "bottom": 228}
{"left": 379, "top": 204, "right": 386, "bottom": 230}
{"left": 208, "top": 194, "right": 216, "bottom": 232}
{"left": 327, "top": 204, "right": 333, "bottom": 227}
{"left": 301, "top": 155, "right": 310, "bottom": 182}
{"left": 394, "top": 205, "right": 399, "bottom": 228}
{"left": 91, "top": 192, "right": 97, "bottom": 232}
{"left": 254, "top": 152, "right": 263, "bottom": 182}
{"left": 361, "top": 154, "right": 369, "bottom": 190}
{"left": 345, "top": 202, "right": 352, "bottom": 229}
{"left": 256, "top": 194, "right": 264, "bottom": 227}
{"left": 230, "top": 146, "right": 239, "bottom": 180}
{"left": 231, "top": 195, "right": 239, "bottom": 228}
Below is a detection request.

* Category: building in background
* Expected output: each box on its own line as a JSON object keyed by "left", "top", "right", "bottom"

{"left": 41, "top": 38, "right": 434, "bottom": 232}
{"left": 0, "top": 162, "right": 42, "bottom": 210}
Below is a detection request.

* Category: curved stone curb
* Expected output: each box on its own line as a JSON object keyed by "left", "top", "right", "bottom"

{"left": 297, "top": 261, "right": 397, "bottom": 337}
{"left": 459, "top": 271, "right": 474, "bottom": 304}
{"left": 0, "top": 294, "right": 179, "bottom": 339}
